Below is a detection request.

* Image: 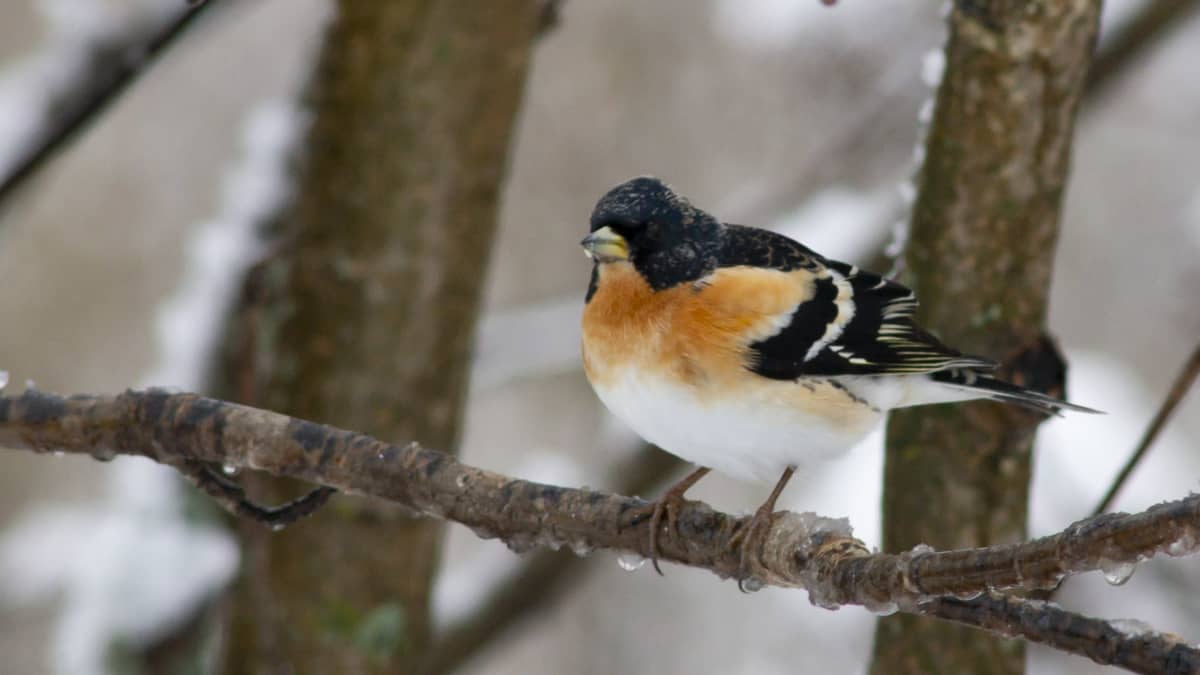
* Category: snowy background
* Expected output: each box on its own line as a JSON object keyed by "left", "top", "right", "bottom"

{"left": 0, "top": 1, "right": 1198, "bottom": 674}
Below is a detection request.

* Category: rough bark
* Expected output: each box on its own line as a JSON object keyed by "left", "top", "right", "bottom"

{"left": 872, "top": 2, "right": 1103, "bottom": 674}
{"left": 3, "top": 388, "right": 1200, "bottom": 675}
{"left": 211, "top": 3, "right": 539, "bottom": 672}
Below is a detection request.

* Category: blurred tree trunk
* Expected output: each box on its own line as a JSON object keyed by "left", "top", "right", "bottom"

{"left": 871, "top": 3, "right": 1101, "bottom": 674}
{"left": 213, "top": 2, "right": 539, "bottom": 673}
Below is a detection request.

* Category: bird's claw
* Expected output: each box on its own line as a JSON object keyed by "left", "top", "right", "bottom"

{"left": 645, "top": 491, "right": 689, "bottom": 575}
{"left": 730, "top": 503, "right": 775, "bottom": 592}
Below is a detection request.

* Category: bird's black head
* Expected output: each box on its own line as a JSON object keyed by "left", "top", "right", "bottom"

{"left": 582, "top": 176, "right": 723, "bottom": 290}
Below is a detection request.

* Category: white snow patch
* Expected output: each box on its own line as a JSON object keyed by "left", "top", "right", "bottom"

{"left": 0, "top": 0, "right": 179, "bottom": 179}
{"left": 0, "top": 461, "right": 238, "bottom": 675}
{"left": 920, "top": 48, "right": 945, "bottom": 88}
{"left": 142, "top": 100, "right": 306, "bottom": 389}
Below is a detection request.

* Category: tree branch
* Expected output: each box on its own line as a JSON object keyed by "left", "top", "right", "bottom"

{"left": 919, "top": 593, "right": 1198, "bottom": 674}
{"left": 1, "top": 388, "right": 1198, "bottom": 673}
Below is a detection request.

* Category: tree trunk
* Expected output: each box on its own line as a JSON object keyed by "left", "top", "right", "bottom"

{"left": 871, "top": 2, "right": 1102, "bottom": 674}
{"left": 214, "top": 2, "right": 539, "bottom": 673}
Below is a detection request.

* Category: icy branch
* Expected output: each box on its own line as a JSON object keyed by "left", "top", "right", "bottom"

{"left": 1, "top": 388, "right": 1198, "bottom": 673}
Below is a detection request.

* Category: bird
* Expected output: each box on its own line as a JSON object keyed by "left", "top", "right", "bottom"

{"left": 578, "top": 175, "right": 1098, "bottom": 579}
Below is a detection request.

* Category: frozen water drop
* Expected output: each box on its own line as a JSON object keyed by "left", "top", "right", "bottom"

{"left": 52, "top": 450, "right": 64, "bottom": 457}
{"left": 908, "top": 543, "right": 936, "bottom": 556}
{"left": 1100, "top": 560, "right": 1136, "bottom": 586}
{"left": 568, "top": 538, "right": 592, "bottom": 557}
{"left": 271, "top": 523, "right": 287, "bottom": 532}
{"left": 222, "top": 463, "right": 240, "bottom": 476}
{"left": 740, "top": 577, "right": 765, "bottom": 593}
{"left": 24, "top": 379, "right": 36, "bottom": 391}
{"left": 1109, "top": 618, "right": 1153, "bottom": 637}
{"left": 1166, "top": 532, "right": 1198, "bottom": 557}
{"left": 617, "top": 552, "right": 646, "bottom": 572}
{"left": 0, "top": 370, "right": 8, "bottom": 392}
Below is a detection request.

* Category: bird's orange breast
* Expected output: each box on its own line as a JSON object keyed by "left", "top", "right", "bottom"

{"left": 581, "top": 262, "right": 817, "bottom": 398}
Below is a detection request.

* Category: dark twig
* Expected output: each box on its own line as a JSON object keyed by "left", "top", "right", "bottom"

{"left": 0, "top": 1, "right": 217, "bottom": 211}
{"left": 920, "top": 592, "right": 1198, "bottom": 674}
{"left": 178, "top": 459, "right": 336, "bottom": 529}
{"left": 536, "top": 0, "right": 565, "bottom": 37}
{"left": 2, "top": 389, "right": 1199, "bottom": 673}
{"left": 1087, "top": 0, "right": 1200, "bottom": 99}
{"left": 1093, "top": 341, "right": 1200, "bottom": 516}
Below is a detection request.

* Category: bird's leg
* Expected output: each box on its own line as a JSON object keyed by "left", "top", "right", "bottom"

{"left": 645, "top": 466, "right": 711, "bottom": 575}
{"left": 729, "top": 466, "right": 795, "bottom": 590}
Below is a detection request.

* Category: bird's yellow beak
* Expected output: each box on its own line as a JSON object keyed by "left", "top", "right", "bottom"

{"left": 581, "top": 226, "right": 628, "bottom": 262}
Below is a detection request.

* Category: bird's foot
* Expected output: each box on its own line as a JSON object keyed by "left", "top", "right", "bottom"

{"left": 728, "top": 501, "right": 776, "bottom": 591}
{"left": 729, "top": 466, "right": 796, "bottom": 591}
{"left": 636, "top": 466, "right": 712, "bottom": 575}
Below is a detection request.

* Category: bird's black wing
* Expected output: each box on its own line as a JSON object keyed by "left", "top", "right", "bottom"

{"left": 717, "top": 225, "right": 995, "bottom": 380}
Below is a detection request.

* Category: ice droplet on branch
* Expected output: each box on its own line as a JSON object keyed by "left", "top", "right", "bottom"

{"left": 1100, "top": 559, "right": 1136, "bottom": 586}
{"left": 617, "top": 552, "right": 646, "bottom": 572}
{"left": 740, "top": 577, "right": 765, "bottom": 593}
{"left": 1109, "top": 618, "right": 1154, "bottom": 638}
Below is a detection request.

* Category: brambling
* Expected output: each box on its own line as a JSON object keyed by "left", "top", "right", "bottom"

{"left": 579, "top": 176, "right": 1097, "bottom": 578}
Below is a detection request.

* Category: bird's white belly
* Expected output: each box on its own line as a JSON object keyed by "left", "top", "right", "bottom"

{"left": 592, "top": 370, "right": 882, "bottom": 483}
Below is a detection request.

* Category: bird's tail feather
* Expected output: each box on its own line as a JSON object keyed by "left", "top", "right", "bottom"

{"left": 930, "top": 369, "right": 1102, "bottom": 416}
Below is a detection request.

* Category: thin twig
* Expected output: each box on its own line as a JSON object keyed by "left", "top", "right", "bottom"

{"left": 920, "top": 592, "right": 1197, "bottom": 674}
{"left": 0, "top": 1, "right": 217, "bottom": 211}
{"left": 178, "top": 459, "right": 337, "bottom": 529}
{"left": 1093, "top": 341, "right": 1200, "bottom": 516}
{"left": 1086, "top": 0, "right": 1200, "bottom": 99}
{"left": 1, "top": 388, "right": 1199, "bottom": 673}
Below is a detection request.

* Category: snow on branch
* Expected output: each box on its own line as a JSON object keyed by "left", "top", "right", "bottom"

{"left": 1, "top": 387, "right": 1197, "bottom": 674}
